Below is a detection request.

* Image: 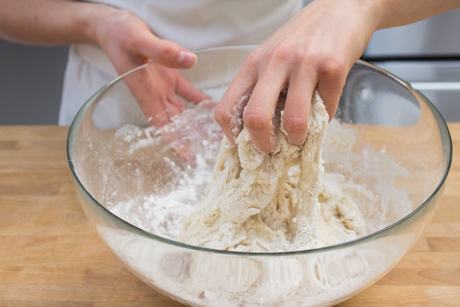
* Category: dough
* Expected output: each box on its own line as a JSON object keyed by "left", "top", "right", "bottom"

{"left": 180, "top": 92, "right": 365, "bottom": 252}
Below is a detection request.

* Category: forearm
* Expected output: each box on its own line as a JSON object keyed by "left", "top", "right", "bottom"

{"left": 372, "top": 0, "right": 460, "bottom": 30}
{"left": 0, "top": 0, "right": 103, "bottom": 45}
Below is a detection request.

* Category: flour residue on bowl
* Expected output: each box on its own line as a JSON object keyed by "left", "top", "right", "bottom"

{"left": 108, "top": 99, "right": 222, "bottom": 239}
{"left": 106, "top": 98, "right": 412, "bottom": 251}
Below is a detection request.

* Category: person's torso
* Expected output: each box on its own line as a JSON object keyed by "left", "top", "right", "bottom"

{"left": 60, "top": 0, "right": 303, "bottom": 125}
{"left": 76, "top": 0, "right": 302, "bottom": 76}
{"left": 88, "top": 0, "right": 302, "bottom": 50}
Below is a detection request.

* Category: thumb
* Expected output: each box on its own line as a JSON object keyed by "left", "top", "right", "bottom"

{"left": 136, "top": 34, "right": 197, "bottom": 69}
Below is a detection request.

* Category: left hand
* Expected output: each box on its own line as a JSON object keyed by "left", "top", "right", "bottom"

{"left": 123, "top": 63, "right": 210, "bottom": 162}
{"left": 94, "top": 6, "right": 209, "bottom": 161}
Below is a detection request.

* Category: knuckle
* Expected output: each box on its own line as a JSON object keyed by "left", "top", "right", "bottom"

{"left": 292, "top": 50, "right": 306, "bottom": 66}
{"left": 245, "top": 50, "right": 260, "bottom": 64}
{"left": 243, "top": 49, "right": 263, "bottom": 70}
{"left": 244, "top": 110, "right": 272, "bottom": 131}
{"left": 268, "top": 43, "right": 291, "bottom": 63}
{"left": 213, "top": 104, "right": 231, "bottom": 125}
{"left": 317, "top": 55, "right": 346, "bottom": 79}
{"left": 283, "top": 116, "right": 308, "bottom": 135}
{"left": 159, "top": 42, "right": 177, "bottom": 61}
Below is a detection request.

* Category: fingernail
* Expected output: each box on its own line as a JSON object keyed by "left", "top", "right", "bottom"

{"left": 177, "top": 51, "right": 197, "bottom": 67}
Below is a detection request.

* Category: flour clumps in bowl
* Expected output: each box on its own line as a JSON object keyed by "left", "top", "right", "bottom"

{"left": 180, "top": 92, "right": 367, "bottom": 252}
{"left": 108, "top": 93, "right": 411, "bottom": 252}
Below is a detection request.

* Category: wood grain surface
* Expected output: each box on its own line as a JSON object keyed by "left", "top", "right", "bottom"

{"left": 0, "top": 125, "right": 459, "bottom": 306}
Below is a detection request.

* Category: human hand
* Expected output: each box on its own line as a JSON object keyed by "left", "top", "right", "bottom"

{"left": 214, "top": 0, "right": 380, "bottom": 153}
{"left": 93, "top": 6, "right": 209, "bottom": 161}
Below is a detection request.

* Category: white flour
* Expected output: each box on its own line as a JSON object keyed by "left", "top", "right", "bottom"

{"left": 107, "top": 97, "right": 411, "bottom": 251}
{"left": 180, "top": 92, "right": 366, "bottom": 252}
{"left": 100, "top": 97, "right": 413, "bottom": 307}
{"left": 108, "top": 99, "right": 222, "bottom": 239}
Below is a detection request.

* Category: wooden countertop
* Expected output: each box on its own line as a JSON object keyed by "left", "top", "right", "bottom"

{"left": 0, "top": 125, "right": 458, "bottom": 306}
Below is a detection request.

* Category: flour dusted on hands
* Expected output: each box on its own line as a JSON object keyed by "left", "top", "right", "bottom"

{"left": 179, "top": 92, "right": 365, "bottom": 252}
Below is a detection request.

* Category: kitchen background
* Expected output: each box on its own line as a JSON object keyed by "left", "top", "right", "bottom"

{"left": 1, "top": 4, "right": 459, "bottom": 125}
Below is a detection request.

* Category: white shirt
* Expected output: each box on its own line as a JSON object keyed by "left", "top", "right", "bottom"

{"left": 59, "top": 0, "right": 302, "bottom": 125}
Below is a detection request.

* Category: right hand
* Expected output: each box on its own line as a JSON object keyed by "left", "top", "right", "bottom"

{"left": 214, "top": 0, "right": 379, "bottom": 153}
{"left": 94, "top": 6, "right": 209, "bottom": 161}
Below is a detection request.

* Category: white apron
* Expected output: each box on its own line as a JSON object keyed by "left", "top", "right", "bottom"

{"left": 59, "top": 0, "right": 302, "bottom": 125}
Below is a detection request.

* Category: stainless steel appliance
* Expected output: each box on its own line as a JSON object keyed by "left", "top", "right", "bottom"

{"left": 362, "top": 9, "right": 460, "bottom": 122}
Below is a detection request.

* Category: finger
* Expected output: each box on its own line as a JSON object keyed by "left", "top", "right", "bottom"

{"left": 134, "top": 88, "right": 195, "bottom": 163}
{"left": 315, "top": 58, "right": 348, "bottom": 121}
{"left": 176, "top": 76, "right": 210, "bottom": 104}
{"left": 282, "top": 68, "right": 317, "bottom": 145}
{"left": 243, "top": 70, "right": 288, "bottom": 153}
{"left": 142, "top": 97, "right": 169, "bottom": 128}
{"left": 214, "top": 64, "right": 257, "bottom": 146}
{"left": 134, "top": 34, "right": 197, "bottom": 69}
{"left": 163, "top": 98, "right": 182, "bottom": 120}
{"left": 160, "top": 128, "right": 196, "bottom": 163}
{"left": 122, "top": 68, "right": 170, "bottom": 128}
{"left": 121, "top": 61, "right": 196, "bottom": 163}
{"left": 157, "top": 98, "right": 196, "bottom": 163}
{"left": 167, "top": 94, "right": 187, "bottom": 114}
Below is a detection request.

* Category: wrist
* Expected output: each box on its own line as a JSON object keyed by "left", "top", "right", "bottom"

{"left": 89, "top": 4, "right": 133, "bottom": 47}
{"left": 366, "top": 0, "right": 402, "bottom": 30}
{"left": 352, "top": 0, "right": 387, "bottom": 32}
{"left": 82, "top": 3, "right": 110, "bottom": 44}
{"left": 366, "top": 0, "right": 460, "bottom": 30}
{"left": 307, "top": 0, "right": 385, "bottom": 33}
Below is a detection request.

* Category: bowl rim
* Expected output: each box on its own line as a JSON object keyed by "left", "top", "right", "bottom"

{"left": 67, "top": 45, "right": 453, "bottom": 256}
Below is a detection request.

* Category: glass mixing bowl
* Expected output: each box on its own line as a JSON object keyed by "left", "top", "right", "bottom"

{"left": 67, "top": 46, "right": 452, "bottom": 307}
